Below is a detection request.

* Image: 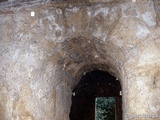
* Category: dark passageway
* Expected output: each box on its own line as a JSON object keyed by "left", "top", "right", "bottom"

{"left": 69, "top": 70, "right": 122, "bottom": 120}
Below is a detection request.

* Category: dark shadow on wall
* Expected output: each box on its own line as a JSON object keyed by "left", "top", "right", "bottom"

{"left": 69, "top": 70, "right": 122, "bottom": 120}
{"left": 0, "top": 0, "right": 7, "bottom": 2}
{"left": 61, "top": 36, "right": 107, "bottom": 64}
{"left": 154, "top": 0, "right": 160, "bottom": 26}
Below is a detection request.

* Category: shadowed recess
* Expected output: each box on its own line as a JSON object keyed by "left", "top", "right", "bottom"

{"left": 69, "top": 70, "right": 122, "bottom": 120}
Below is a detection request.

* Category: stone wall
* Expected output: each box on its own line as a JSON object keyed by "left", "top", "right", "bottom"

{"left": 0, "top": 0, "right": 50, "bottom": 8}
{"left": 0, "top": 0, "right": 124, "bottom": 8}
{"left": 154, "top": 0, "right": 160, "bottom": 25}
{"left": 0, "top": 0, "right": 160, "bottom": 120}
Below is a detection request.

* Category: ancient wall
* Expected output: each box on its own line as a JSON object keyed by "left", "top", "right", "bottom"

{"left": 0, "top": 0, "right": 160, "bottom": 120}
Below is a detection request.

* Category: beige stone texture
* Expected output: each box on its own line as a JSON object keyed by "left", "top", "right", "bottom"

{"left": 0, "top": 0, "right": 160, "bottom": 120}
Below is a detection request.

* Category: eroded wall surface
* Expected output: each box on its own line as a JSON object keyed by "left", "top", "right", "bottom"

{"left": 0, "top": 0, "right": 160, "bottom": 120}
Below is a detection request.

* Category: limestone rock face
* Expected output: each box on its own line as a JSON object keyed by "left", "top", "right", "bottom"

{"left": 0, "top": 0, "right": 160, "bottom": 120}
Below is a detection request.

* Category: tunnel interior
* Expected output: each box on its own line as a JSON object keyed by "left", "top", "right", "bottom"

{"left": 69, "top": 70, "right": 122, "bottom": 120}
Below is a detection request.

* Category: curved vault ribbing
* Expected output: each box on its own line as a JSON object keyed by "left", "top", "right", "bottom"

{"left": 54, "top": 36, "right": 125, "bottom": 86}
{"left": 52, "top": 36, "right": 126, "bottom": 120}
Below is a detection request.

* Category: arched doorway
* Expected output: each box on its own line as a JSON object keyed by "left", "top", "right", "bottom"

{"left": 69, "top": 70, "right": 122, "bottom": 120}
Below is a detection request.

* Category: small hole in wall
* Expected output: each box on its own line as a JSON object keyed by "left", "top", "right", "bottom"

{"left": 31, "top": 11, "right": 35, "bottom": 17}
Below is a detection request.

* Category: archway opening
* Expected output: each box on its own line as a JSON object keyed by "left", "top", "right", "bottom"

{"left": 69, "top": 70, "right": 122, "bottom": 120}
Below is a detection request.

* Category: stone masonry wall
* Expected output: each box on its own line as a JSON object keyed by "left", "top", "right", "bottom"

{"left": 0, "top": 0, "right": 124, "bottom": 8}
{"left": 0, "top": 0, "right": 160, "bottom": 120}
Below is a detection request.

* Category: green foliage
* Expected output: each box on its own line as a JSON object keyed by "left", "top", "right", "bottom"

{"left": 95, "top": 97, "right": 115, "bottom": 120}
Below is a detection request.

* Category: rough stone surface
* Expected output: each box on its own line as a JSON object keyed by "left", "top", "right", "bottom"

{"left": 154, "top": 0, "right": 160, "bottom": 26}
{"left": 0, "top": 0, "right": 160, "bottom": 120}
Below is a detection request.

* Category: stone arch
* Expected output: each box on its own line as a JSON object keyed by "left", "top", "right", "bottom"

{"left": 69, "top": 69, "right": 122, "bottom": 120}
{"left": 53, "top": 36, "right": 126, "bottom": 120}
{"left": 71, "top": 63, "right": 122, "bottom": 90}
{"left": 56, "top": 36, "right": 126, "bottom": 87}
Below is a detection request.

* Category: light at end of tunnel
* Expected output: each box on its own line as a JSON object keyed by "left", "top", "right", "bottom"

{"left": 31, "top": 11, "right": 35, "bottom": 17}
{"left": 120, "top": 91, "right": 122, "bottom": 96}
